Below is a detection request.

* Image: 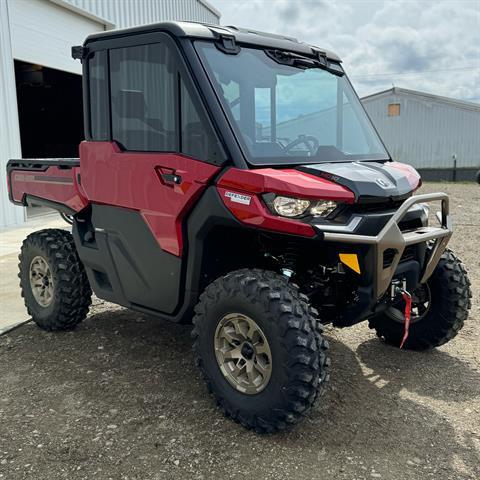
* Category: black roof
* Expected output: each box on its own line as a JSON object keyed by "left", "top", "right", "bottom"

{"left": 84, "top": 21, "right": 341, "bottom": 62}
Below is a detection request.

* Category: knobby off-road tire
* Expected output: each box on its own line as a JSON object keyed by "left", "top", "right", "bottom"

{"left": 192, "top": 269, "right": 330, "bottom": 433}
{"left": 369, "top": 249, "right": 471, "bottom": 350}
{"left": 18, "top": 229, "right": 92, "bottom": 331}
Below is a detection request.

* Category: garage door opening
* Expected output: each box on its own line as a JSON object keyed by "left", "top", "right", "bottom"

{"left": 15, "top": 60, "right": 84, "bottom": 158}
{"left": 14, "top": 60, "right": 84, "bottom": 218}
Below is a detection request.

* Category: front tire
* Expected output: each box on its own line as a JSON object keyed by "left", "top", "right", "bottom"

{"left": 369, "top": 249, "right": 471, "bottom": 350}
{"left": 19, "top": 229, "right": 92, "bottom": 331}
{"left": 192, "top": 269, "right": 330, "bottom": 433}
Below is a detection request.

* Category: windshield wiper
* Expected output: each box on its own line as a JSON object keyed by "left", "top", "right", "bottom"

{"left": 265, "top": 49, "right": 344, "bottom": 76}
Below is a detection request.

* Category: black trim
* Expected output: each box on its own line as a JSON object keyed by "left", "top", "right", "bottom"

{"left": 71, "top": 45, "right": 88, "bottom": 60}
{"left": 265, "top": 49, "right": 343, "bottom": 76}
{"left": 83, "top": 21, "right": 341, "bottom": 63}
{"left": 83, "top": 54, "right": 92, "bottom": 140}
{"left": 213, "top": 33, "right": 241, "bottom": 54}
{"left": 32, "top": 175, "right": 73, "bottom": 184}
{"left": 23, "top": 195, "right": 77, "bottom": 216}
{"left": 177, "top": 71, "right": 182, "bottom": 152}
{"left": 7, "top": 158, "right": 79, "bottom": 171}
{"left": 74, "top": 204, "right": 183, "bottom": 314}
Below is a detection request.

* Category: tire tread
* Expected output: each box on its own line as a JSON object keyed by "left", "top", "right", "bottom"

{"left": 192, "top": 268, "right": 330, "bottom": 433}
{"left": 19, "top": 229, "right": 91, "bottom": 331}
{"left": 369, "top": 249, "right": 471, "bottom": 350}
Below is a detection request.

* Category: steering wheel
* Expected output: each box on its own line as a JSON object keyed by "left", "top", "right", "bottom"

{"left": 284, "top": 135, "right": 319, "bottom": 156}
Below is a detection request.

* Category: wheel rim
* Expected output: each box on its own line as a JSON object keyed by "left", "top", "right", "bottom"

{"left": 29, "top": 256, "right": 54, "bottom": 307}
{"left": 387, "top": 283, "right": 431, "bottom": 324}
{"left": 214, "top": 313, "right": 272, "bottom": 395}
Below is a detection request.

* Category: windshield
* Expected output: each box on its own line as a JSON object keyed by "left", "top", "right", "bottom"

{"left": 195, "top": 42, "right": 389, "bottom": 165}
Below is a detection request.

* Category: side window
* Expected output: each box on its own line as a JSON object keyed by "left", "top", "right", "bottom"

{"left": 109, "top": 43, "right": 177, "bottom": 152}
{"left": 180, "top": 77, "right": 226, "bottom": 163}
{"left": 88, "top": 50, "right": 109, "bottom": 140}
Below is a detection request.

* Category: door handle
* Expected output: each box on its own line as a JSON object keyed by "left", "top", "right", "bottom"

{"left": 160, "top": 173, "right": 182, "bottom": 185}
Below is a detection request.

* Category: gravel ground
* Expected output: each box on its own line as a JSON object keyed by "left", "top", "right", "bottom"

{"left": 1, "top": 182, "right": 479, "bottom": 480}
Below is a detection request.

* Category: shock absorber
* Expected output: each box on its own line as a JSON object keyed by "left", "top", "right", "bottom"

{"left": 281, "top": 239, "right": 301, "bottom": 278}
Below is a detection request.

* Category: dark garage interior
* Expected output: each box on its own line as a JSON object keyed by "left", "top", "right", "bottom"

{"left": 14, "top": 60, "right": 84, "bottom": 159}
{"left": 14, "top": 61, "right": 84, "bottom": 217}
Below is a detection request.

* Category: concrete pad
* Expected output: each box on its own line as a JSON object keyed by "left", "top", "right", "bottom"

{"left": 0, "top": 213, "right": 68, "bottom": 332}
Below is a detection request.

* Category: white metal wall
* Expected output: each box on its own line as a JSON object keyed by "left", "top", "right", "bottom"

{"left": 0, "top": 0, "right": 25, "bottom": 227}
{"left": 9, "top": 0, "right": 106, "bottom": 75}
{"left": 363, "top": 92, "right": 480, "bottom": 169}
{"left": 65, "top": 0, "right": 221, "bottom": 29}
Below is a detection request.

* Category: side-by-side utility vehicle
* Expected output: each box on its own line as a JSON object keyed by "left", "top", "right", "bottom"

{"left": 7, "top": 22, "right": 471, "bottom": 432}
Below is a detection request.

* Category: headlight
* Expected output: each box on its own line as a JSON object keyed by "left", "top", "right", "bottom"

{"left": 310, "top": 200, "right": 337, "bottom": 217}
{"left": 418, "top": 203, "right": 430, "bottom": 216}
{"left": 273, "top": 196, "right": 311, "bottom": 217}
{"left": 269, "top": 195, "right": 338, "bottom": 218}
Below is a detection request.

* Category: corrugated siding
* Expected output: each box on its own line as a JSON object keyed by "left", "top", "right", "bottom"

{"left": 363, "top": 93, "right": 480, "bottom": 169}
{"left": 0, "top": 0, "right": 25, "bottom": 227}
{"left": 65, "top": 0, "right": 220, "bottom": 29}
{"left": 9, "top": 0, "right": 105, "bottom": 75}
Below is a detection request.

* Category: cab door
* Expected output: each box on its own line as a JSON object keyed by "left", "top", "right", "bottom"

{"left": 78, "top": 34, "right": 226, "bottom": 314}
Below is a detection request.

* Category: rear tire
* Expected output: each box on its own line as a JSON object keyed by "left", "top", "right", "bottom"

{"left": 192, "top": 269, "right": 330, "bottom": 433}
{"left": 369, "top": 249, "right": 471, "bottom": 350}
{"left": 19, "top": 229, "right": 92, "bottom": 331}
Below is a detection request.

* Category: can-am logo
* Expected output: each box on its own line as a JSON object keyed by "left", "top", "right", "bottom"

{"left": 225, "top": 191, "right": 252, "bottom": 205}
{"left": 376, "top": 178, "right": 392, "bottom": 189}
{"left": 320, "top": 172, "right": 340, "bottom": 182}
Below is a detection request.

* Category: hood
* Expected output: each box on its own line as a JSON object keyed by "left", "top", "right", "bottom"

{"left": 297, "top": 161, "right": 421, "bottom": 203}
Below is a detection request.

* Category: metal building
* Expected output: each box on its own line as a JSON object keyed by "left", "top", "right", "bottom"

{"left": 0, "top": 0, "right": 220, "bottom": 228}
{"left": 362, "top": 87, "right": 480, "bottom": 181}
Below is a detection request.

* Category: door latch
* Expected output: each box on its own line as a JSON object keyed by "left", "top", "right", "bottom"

{"left": 160, "top": 173, "right": 182, "bottom": 185}
{"left": 156, "top": 167, "right": 182, "bottom": 187}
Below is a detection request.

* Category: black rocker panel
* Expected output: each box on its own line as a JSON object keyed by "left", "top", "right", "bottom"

{"left": 76, "top": 204, "right": 182, "bottom": 314}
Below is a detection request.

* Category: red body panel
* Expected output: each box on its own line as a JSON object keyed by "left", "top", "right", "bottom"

{"left": 389, "top": 162, "right": 422, "bottom": 190}
{"left": 10, "top": 166, "right": 88, "bottom": 212}
{"left": 218, "top": 168, "right": 355, "bottom": 202}
{"left": 217, "top": 167, "right": 354, "bottom": 237}
{"left": 79, "top": 141, "right": 220, "bottom": 256}
{"left": 217, "top": 186, "right": 316, "bottom": 237}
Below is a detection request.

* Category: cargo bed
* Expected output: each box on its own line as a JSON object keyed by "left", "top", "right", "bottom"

{"left": 7, "top": 158, "right": 87, "bottom": 214}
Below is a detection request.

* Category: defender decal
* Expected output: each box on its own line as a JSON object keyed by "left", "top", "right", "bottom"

{"left": 225, "top": 191, "right": 252, "bottom": 205}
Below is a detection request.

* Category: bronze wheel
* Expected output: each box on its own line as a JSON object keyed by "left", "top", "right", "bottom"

{"left": 214, "top": 313, "right": 272, "bottom": 394}
{"left": 192, "top": 269, "right": 330, "bottom": 433}
{"left": 19, "top": 229, "right": 91, "bottom": 331}
{"left": 29, "top": 256, "right": 54, "bottom": 307}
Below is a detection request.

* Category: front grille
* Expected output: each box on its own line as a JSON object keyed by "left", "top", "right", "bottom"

{"left": 398, "top": 218, "right": 423, "bottom": 232}
{"left": 351, "top": 200, "right": 404, "bottom": 213}
{"left": 383, "top": 245, "right": 416, "bottom": 268}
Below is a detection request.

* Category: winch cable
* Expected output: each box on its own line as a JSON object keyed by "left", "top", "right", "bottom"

{"left": 399, "top": 290, "right": 413, "bottom": 349}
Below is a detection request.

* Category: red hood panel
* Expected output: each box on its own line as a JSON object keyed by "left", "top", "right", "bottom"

{"left": 218, "top": 168, "right": 355, "bottom": 202}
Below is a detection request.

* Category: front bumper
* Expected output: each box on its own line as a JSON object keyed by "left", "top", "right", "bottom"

{"left": 315, "top": 192, "right": 452, "bottom": 300}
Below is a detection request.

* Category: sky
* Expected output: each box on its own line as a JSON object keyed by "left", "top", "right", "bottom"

{"left": 209, "top": 0, "right": 480, "bottom": 102}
